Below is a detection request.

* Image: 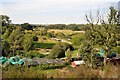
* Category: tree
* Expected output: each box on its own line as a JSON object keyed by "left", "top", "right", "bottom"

{"left": 83, "top": 7, "right": 118, "bottom": 66}
{"left": 48, "top": 42, "right": 74, "bottom": 59}
{"left": 1, "top": 15, "right": 14, "bottom": 35}
{"left": 21, "top": 23, "right": 33, "bottom": 30}
{"left": 55, "top": 32, "right": 66, "bottom": 39}
{"left": 46, "top": 33, "right": 52, "bottom": 38}
{"left": 22, "top": 33, "right": 33, "bottom": 51}
{"left": 2, "top": 29, "right": 11, "bottom": 40}
{"left": 39, "top": 29, "right": 47, "bottom": 36}
{"left": 9, "top": 26, "right": 23, "bottom": 55}
{"left": 2, "top": 40, "right": 10, "bottom": 56}
{"left": 1, "top": 15, "right": 11, "bottom": 26}
{"left": 33, "top": 36, "right": 38, "bottom": 41}
{"left": 71, "top": 33, "right": 85, "bottom": 46}
{"left": 48, "top": 43, "right": 65, "bottom": 59}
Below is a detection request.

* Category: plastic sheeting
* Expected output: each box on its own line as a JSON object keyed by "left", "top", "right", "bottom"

{"left": 0, "top": 55, "right": 24, "bottom": 67}
{"left": 0, "top": 56, "right": 7, "bottom": 63}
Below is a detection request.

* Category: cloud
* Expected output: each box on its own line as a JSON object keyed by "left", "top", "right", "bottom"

{"left": 1, "top": 0, "right": 118, "bottom": 24}
{"left": 1, "top": 0, "right": 119, "bottom": 2}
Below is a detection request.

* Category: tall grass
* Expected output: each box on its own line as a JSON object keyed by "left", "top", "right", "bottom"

{"left": 2, "top": 63, "right": 119, "bottom": 78}
{"left": 2, "top": 65, "right": 47, "bottom": 78}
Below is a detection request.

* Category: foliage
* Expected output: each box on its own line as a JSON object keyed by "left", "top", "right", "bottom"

{"left": 33, "top": 35, "right": 38, "bottom": 41}
{"left": 65, "top": 48, "right": 72, "bottom": 60}
{"left": 71, "top": 33, "right": 85, "bottom": 46}
{"left": 2, "top": 65, "right": 47, "bottom": 78}
{"left": 55, "top": 32, "right": 66, "bottom": 39}
{"left": 1, "top": 15, "right": 11, "bottom": 26}
{"left": 21, "top": 23, "right": 33, "bottom": 30}
{"left": 2, "top": 29, "right": 11, "bottom": 40}
{"left": 48, "top": 43, "right": 65, "bottom": 59}
{"left": 8, "top": 27, "right": 24, "bottom": 56}
{"left": 35, "top": 24, "right": 87, "bottom": 31}
{"left": 39, "top": 28, "right": 47, "bottom": 36}
{"left": 26, "top": 50, "right": 45, "bottom": 58}
{"left": 66, "top": 65, "right": 100, "bottom": 78}
{"left": 2, "top": 40, "right": 10, "bottom": 56}
{"left": 48, "top": 42, "right": 74, "bottom": 59}
{"left": 81, "top": 7, "right": 118, "bottom": 66}
{"left": 46, "top": 32, "right": 52, "bottom": 38}
{"left": 1, "top": 15, "right": 14, "bottom": 36}
{"left": 32, "top": 42, "right": 55, "bottom": 49}
{"left": 37, "top": 63, "right": 66, "bottom": 70}
{"left": 71, "top": 25, "right": 80, "bottom": 31}
{"left": 22, "top": 33, "right": 33, "bottom": 51}
{"left": 2, "top": 62, "right": 68, "bottom": 78}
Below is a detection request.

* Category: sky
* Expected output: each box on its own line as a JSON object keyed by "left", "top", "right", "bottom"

{"left": 0, "top": 0, "right": 119, "bottom": 24}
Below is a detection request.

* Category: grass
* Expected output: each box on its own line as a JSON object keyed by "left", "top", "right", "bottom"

{"left": 38, "top": 36, "right": 57, "bottom": 43}
{"left": 48, "top": 29, "right": 74, "bottom": 35}
{"left": 2, "top": 62, "right": 119, "bottom": 78}
{"left": 48, "top": 29, "right": 85, "bottom": 37}
{"left": 2, "top": 65, "right": 46, "bottom": 78}
{"left": 2, "top": 63, "right": 66, "bottom": 78}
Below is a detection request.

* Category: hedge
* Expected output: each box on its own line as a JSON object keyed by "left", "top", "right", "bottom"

{"left": 32, "top": 42, "right": 55, "bottom": 49}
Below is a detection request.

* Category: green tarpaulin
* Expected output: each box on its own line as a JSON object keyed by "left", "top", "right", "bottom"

{"left": 0, "top": 56, "right": 7, "bottom": 63}
{"left": 0, "top": 55, "right": 24, "bottom": 65}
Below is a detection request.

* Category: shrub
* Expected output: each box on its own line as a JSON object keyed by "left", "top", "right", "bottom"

{"left": 48, "top": 42, "right": 74, "bottom": 59}
{"left": 26, "top": 50, "right": 45, "bottom": 58}
{"left": 32, "top": 42, "right": 55, "bottom": 49}
{"left": 2, "top": 40, "right": 10, "bottom": 57}
{"left": 71, "top": 33, "right": 85, "bottom": 46}
{"left": 2, "top": 65, "right": 47, "bottom": 78}
{"left": 65, "top": 48, "right": 72, "bottom": 60}
{"left": 33, "top": 36, "right": 38, "bottom": 41}
{"left": 55, "top": 32, "right": 66, "bottom": 39}
{"left": 38, "top": 63, "right": 66, "bottom": 70}
{"left": 66, "top": 65, "right": 100, "bottom": 78}
{"left": 46, "top": 33, "right": 52, "bottom": 38}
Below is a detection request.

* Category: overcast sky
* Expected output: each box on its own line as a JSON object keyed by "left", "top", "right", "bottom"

{"left": 0, "top": 0, "right": 119, "bottom": 24}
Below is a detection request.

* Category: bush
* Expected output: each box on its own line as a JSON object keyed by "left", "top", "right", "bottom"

{"left": 33, "top": 36, "right": 38, "bottom": 41}
{"left": 48, "top": 42, "right": 74, "bottom": 59}
{"left": 38, "top": 63, "right": 66, "bottom": 70}
{"left": 32, "top": 42, "right": 55, "bottom": 49}
{"left": 46, "top": 33, "right": 52, "bottom": 38}
{"left": 66, "top": 65, "right": 100, "bottom": 78}
{"left": 26, "top": 50, "right": 45, "bottom": 58}
{"left": 55, "top": 32, "right": 66, "bottom": 39}
{"left": 71, "top": 33, "right": 85, "bottom": 46}
{"left": 2, "top": 65, "right": 47, "bottom": 78}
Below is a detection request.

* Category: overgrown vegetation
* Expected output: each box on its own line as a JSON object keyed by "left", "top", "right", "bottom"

{"left": 48, "top": 42, "right": 74, "bottom": 58}
{"left": 80, "top": 7, "right": 119, "bottom": 66}
{"left": 32, "top": 42, "right": 55, "bottom": 49}
{"left": 1, "top": 6, "right": 120, "bottom": 79}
